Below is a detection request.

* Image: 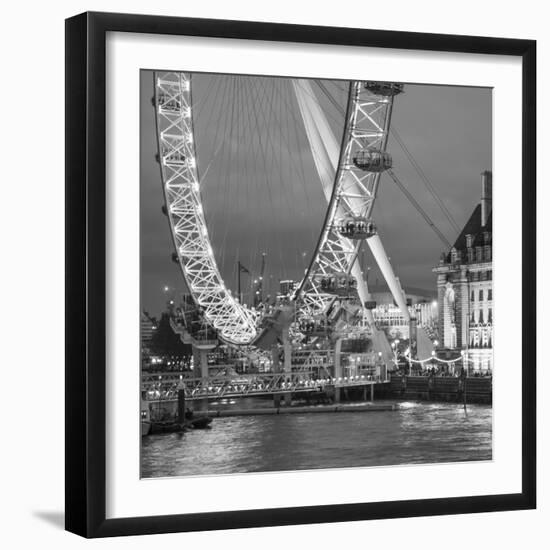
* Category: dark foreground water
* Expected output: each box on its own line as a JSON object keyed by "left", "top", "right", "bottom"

{"left": 141, "top": 401, "right": 492, "bottom": 478}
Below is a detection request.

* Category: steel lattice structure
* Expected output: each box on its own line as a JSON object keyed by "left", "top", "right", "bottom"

{"left": 293, "top": 81, "right": 397, "bottom": 317}
{"left": 154, "top": 73, "right": 258, "bottom": 344}
{"left": 153, "top": 73, "right": 397, "bottom": 345}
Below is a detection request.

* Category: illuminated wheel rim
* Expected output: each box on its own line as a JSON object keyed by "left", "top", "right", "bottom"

{"left": 294, "top": 81, "right": 397, "bottom": 318}
{"left": 154, "top": 72, "right": 257, "bottom": 345}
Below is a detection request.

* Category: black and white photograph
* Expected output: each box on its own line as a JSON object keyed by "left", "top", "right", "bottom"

{"left": 140, "top": 70, "right": 493, "bottom": 478}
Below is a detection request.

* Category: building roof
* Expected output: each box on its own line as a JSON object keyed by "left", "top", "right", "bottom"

{"left": 444, "top": 204, "right": 492, "bottom": 262}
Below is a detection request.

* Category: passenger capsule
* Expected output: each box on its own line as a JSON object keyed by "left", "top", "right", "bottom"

{"left": 315, "top": 272, "right": 358, "bottom": 297}
{"left": 338, "top": 216, "right": 377, "bottom": 240}
{"left": 163, "top": 150, "right": 186, "bottom": 165}
{"left": 352, "top": 148, "right": 392, "bottom": 172}
{"left": 364, "top": 81, "right": 404, "bottom": 97}
{"left": 298, "top": 315, "right": 330, "bottom": 336}
{"left": 157, "top": 93, "right": 182, "bottom": 112}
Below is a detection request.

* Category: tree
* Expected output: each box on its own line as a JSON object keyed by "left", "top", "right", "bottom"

{"left": 150, "top": 312, "right": 191, "bottom": 358}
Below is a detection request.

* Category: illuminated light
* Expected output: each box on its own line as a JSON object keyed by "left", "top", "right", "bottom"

{"left": 432, "top": 300, "right": 438, "bottom": 307}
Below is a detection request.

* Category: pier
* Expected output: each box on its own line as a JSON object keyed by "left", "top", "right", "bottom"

{"left": 375, "top": 373, "right": 492, "bottom": 404}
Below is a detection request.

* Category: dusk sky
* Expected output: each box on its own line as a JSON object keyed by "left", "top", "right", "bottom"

{"left": 140, "top": 71, "right": 492, "bottom": 316}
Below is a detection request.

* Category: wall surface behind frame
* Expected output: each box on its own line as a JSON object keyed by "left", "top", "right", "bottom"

{"left": 0, "top": 0, "right": 546, "bottom": 548}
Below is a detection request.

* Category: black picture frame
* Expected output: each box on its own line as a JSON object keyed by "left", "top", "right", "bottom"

{"left": 65, "top": 11, "right": 536, "bottom": 538}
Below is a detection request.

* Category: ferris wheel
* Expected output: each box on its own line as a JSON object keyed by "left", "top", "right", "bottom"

{"left": 153, "top": 72, "right": 402, "bottom": 346}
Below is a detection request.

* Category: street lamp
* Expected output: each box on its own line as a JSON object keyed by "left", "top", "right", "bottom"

{"left": 460, "top": 349, "right": 468, "bottom": 377}
{"left": 403, "top": 347, "right": 411, "bottom": 375}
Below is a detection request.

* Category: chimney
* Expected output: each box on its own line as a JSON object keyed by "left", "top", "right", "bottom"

{"left": 481, "top": 170, "right": 492, "bottom": 227}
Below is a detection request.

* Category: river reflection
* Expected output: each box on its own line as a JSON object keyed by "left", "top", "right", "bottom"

{"left": 141, "top": 401, "right": 492, "bottom": 478}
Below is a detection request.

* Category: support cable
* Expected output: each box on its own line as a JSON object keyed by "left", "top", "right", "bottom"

{"left": 390, "top": 127, "right": 461, "bottom": 234}
{"left": 386, "top": 169, "right": 452, "bottom": 249}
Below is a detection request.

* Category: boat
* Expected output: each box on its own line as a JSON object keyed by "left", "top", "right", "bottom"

{"left": 141, "top": 400, "right": 151, "bottom": 436}
{"left": 149, "top": 421, "right": 186, "bottom": 435}
{"left": 188, "top": 416, "right": 213, "bottom": 429}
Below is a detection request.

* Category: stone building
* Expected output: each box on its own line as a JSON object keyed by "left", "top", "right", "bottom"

{"left": 433, "top": 171, "right": 493, "bottom": 372}
{"left": 366, "top": 285, "right": 438, "bottom": 340}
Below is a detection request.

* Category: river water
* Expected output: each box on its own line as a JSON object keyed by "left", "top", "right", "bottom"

{"left": 141, "top": 400, "right": 492, "bottom": 478}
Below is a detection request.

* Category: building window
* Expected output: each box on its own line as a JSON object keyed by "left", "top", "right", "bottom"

{"left": 479, "top": 309, "right": 484, "bottom": 324}
{"left": 476, "top": 247, "right": 483, "bottom": 261}
{"left": 488, "top": 289, "right": 492, "bottom": 301}
{"left": 487, "top": 270, "right": 492, "bottom": 280}
{"left": 479, "top": 289, "right": 483, "bottom": 301}
{"left": 471, "top": 311, "right": 475, "bottom": 323}
{"left": 484, "top": 245, "right": 492, "bottom": 261}
{"left": 450, "top": 247, "right": 458, "bottom": 263}
{"left": 466, "top": 234, "right": 474, "bottom": 248}
{"left": 488, "top": 308, "right": 492, "bottom": 323}
{"left": 471, "top": 290, "right": 475, "bottom": 301}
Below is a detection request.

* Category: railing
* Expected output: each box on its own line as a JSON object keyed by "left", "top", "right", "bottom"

{"left": 142, "top": 371, "right": 390, "bottom": 401}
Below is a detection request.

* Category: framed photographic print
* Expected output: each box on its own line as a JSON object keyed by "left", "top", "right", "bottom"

{"left": 65, "top": 11, "right": 536, "bottom": 538}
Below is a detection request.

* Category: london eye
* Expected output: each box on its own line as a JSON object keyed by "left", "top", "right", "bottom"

{"left": 152, "top": 71, "right": 433, "bottom": 360}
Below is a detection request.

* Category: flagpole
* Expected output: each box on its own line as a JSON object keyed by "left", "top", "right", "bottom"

{"left": 238, "top": 260, "right": 242, "bottom": 304}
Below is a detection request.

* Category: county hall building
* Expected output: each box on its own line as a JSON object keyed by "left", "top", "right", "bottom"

{"left": 433, "top": 171, "right": 493, "bottom": 373}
